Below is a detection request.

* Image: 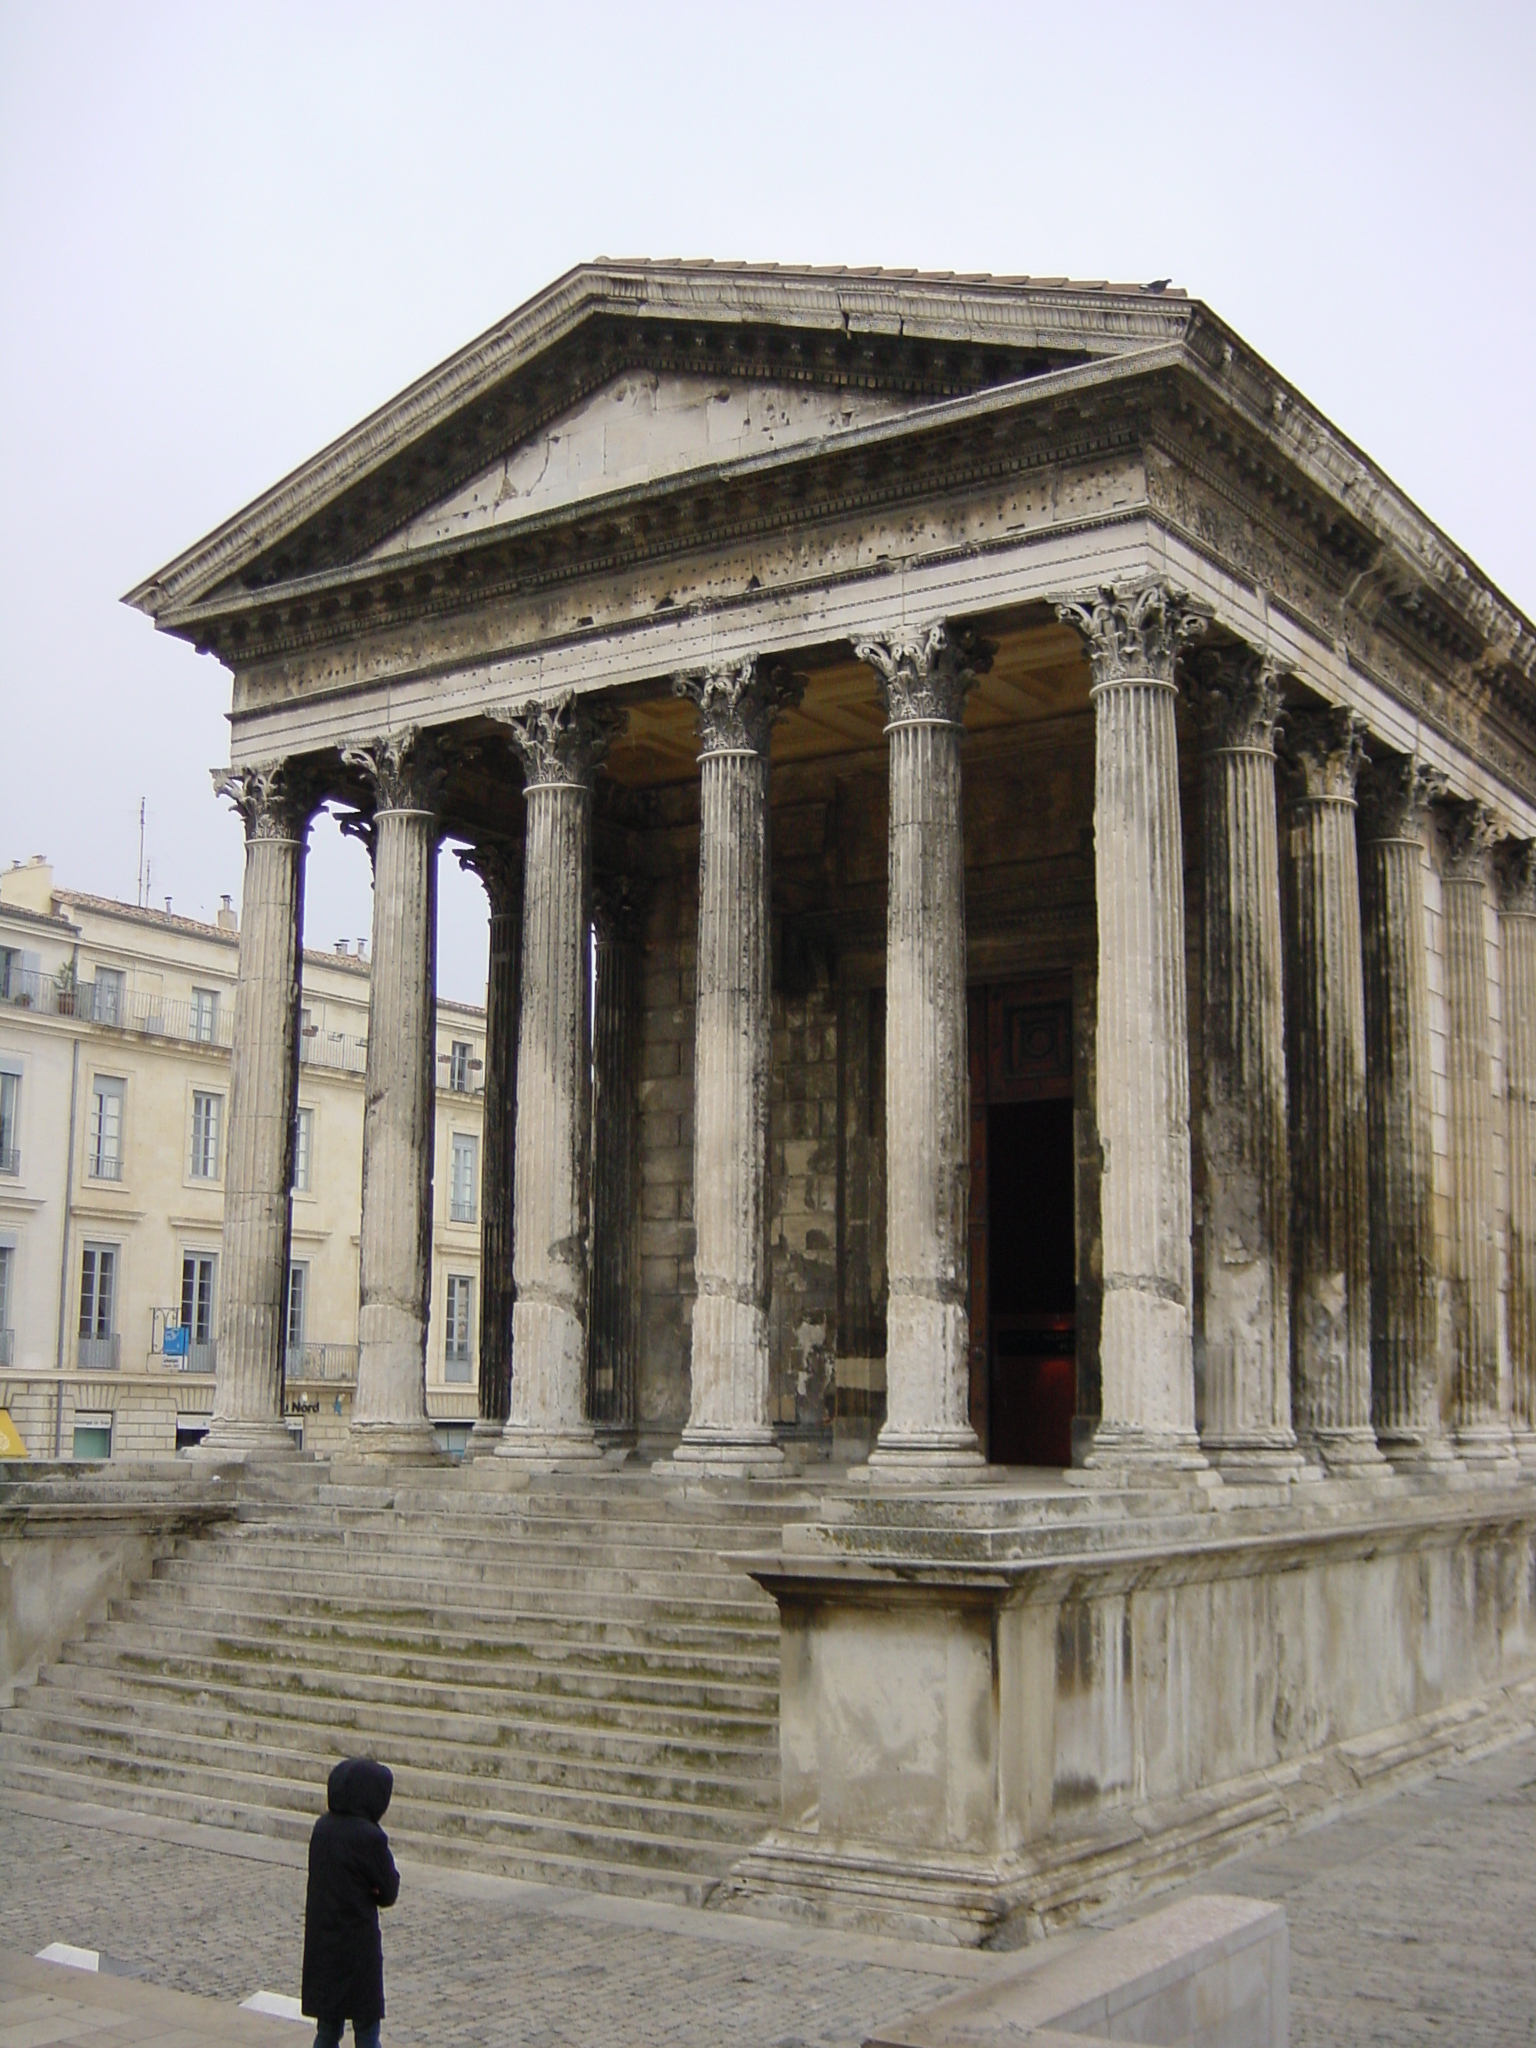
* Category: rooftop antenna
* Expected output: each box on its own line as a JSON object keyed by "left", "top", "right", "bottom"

{"left": 137, "top": 799, "right": 146, "bottom": 907}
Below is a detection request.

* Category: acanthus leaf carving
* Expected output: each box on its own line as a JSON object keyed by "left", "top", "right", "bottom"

{"left": 1187, "top": 644, "right": 1285, "bottom": 753}
{"left": 1281, "top": 705, "right": 1369, "bottom": 803}
{"left": 1055, "top": 578, "right": 1211, "bottom": 690}
{"left": 339, "top": 726, "right": 449, "bottom": 814}
{"left": 1497, "top": 838, "right": 1536, "bottom": 915}
{"left": 852, "top": 619, "right": 994, "bottom": 726}
{"left": 1436, "top": 796, "right": 1502, "bottom": 882}
{"left": 1356, "top": 753, "right": 1448, "bottom": 843}
{"left": 674, "top": 655, "right": 805, "bottom": 756}
{"left": 211, "top": 758, "right": 321, "bottom": 842}
{"left": 491, "top": 692, "right": 625, "bottom": 789}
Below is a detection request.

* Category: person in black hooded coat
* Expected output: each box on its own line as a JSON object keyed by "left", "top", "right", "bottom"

{"left": 302, "top": 1758, "right": 400, "bottom": 2046}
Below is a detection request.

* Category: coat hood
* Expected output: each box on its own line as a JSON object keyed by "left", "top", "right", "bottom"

{"left": 327, "top": 1757, "right": 393, "bottom": 1822}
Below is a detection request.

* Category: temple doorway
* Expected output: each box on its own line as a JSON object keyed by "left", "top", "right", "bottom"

{"left": 968, "top": 983, "right": 1077, "bottom": 1466}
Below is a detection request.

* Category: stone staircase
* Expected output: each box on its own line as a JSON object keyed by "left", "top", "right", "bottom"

{"left": 0, "top": 1463, "right": 804, "bottom": 1905}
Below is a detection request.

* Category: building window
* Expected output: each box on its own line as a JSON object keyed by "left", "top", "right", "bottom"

{"left": 293, "top": 1107, "right": 314, "bottom": 1193}
{"left": 0, "top": 947, "right": 17, "bottom": 999}
{"left": 78, "top": 1243, "right": 118, "bottom": 1369}
{"left": 92, "top": 967, "right": 125, "bottom": 1025}
{"left": 449, "top": 1133, "right": 478, "bottom": 1224}
{"left": 190, "top": 987, "right": 219, "bottom": 1043}
{"left": 190, "top": 1091, "right": 222, "bottom": 1179}
{"left": 73, "top": 1415, "right": 113, "bottom": 1460}
{"left": 445, "top": 1274, "right": 474, "bottom": 1381}
{"left": 286, "top": 1262, "right": 308, "bottom": 1355}
{"left": 449, "top": 1039, "right": 474, "bottom": 1092}
{"left": 0, "top": 1070, "right": 18, "bottom": 1176}
{"left": 89, "top": 1076, "right": 125, "bottom": 1181}
{"left": 180, "top": 1253, "right": 217, "bottom": 1370}
{"left": 0, "top": 1242, "right": 13, "bottom": 1366}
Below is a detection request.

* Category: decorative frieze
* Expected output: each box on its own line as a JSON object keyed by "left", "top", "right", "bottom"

{"left": 1356, "top": 756, "right": 1449, "bottom": 1462}
{"left": 1187, "top": 647, "right": 1298, "bottom": 1476}
{"left": 346, "top": 731, "right": 444, "bottom": 1456}
{"left": 457, "top": 837, "right": 523, "bottom": 1441}
{"left": 672, "top": 658, "right": 801, "bottom": 1468}
{"left": 1281, "top": 708, "right": 1384, "bottom": 1470}
{"left": 1500, "top": 840, "right": 1536, "bottom": 1463}
{"left": 203, "top": 758, "right": 322, "bottom": 1457}
{"left": 496, "top": 695, "right": 621, "bottom": 1461}
{"left": 853, "top": 622, "right": 991, "bottom": 1470}
{"left": 1056, "top": 581, "right": 1209, "bottom": 1472}
{"left": 1435, "top": 797, "right": 1513, "bottom": 1466}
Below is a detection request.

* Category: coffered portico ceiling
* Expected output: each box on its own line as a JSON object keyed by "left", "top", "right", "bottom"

{"left": 125, "top": 258, "right": 1535, "bottom": 762}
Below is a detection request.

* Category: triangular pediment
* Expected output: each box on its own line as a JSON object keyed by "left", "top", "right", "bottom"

{"left": 364, "top": 370, "right": 922, "bottom": 562}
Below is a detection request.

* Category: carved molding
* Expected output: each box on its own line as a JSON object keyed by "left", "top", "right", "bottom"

{"left": 211, "top": 759, "right": 321, "bottom": 842}
{"left": 491, "top": 692, "right": 624, "bottom": 789}
{"left": 1498, "top": 839, "right": 1536, "bottom": 915}
{"left": 334, "top": 808, "right": 377, "bottom": 863}
{"left": 1436, "top": 796, "right": 1501, "bottom": 883}
{"left": 1356, "top": 754, "right": 1448, "bottom": 842}
{"left": 852, "top": 620, "right": 995, "bottom": 726}
{"left": 674, "top": 656, "right": 804, "bottom": 756}
{"left": 339, "top": 727, "right": 448, "bottom": 814}
{"left": 593, "top": 872, "right": 647, "bottom": 943}
{"left": 1187, "top": 644, "right": 1284, "bottom": 752}
{"left": 1055, "top": 578, "right": 1211, "bottom": 690}
{"left": 1282, "top": 706, "right": 1369, "bottom": 803}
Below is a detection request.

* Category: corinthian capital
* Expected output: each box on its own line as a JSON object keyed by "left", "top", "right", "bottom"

{"left": 1187, "top": 645, "right": 1285, "bottom": 753}
{"left": 674, "top": 656, "right": 804, "bottom": 756}
{"left": 492, "top": 693, "right": 624, "bottom": 790}
{"left": 1356, "top": 753, "right": 1448, "bottom": 842}
{"left": 1498, "top": 839, "right": 1536, "bottom": 915}
{"left": 1436, "top": 796, "right": 1501, "bottom": 882}
{"left": 593, "top": 872, "right": 647, "bottom": 943}
{"left": 1055, "top": 579, "right": 1211, "bottom": 689}
{"left": 853, "top": 620, "right": 994, "bottom": 726}
{"left": 457, "top": 837, "right": 523, "bottom": 915}
{"left": 339, "top": 727, "right": 448, "bottom": 814}
{"left": 212, "top": 759, "right": 321, "bottom": 842}
{"left": 1281, "top": 706, "right": 1368, "bottom": 803}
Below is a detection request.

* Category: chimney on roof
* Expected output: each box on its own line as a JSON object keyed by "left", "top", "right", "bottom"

{"left": 164, "top": 895, "right": 173, "bottom": 914}
{"left": 334, "top": 939, "right": 350, "bottom": 956}
{"left": 0, "top": 856, "right": 55, "bottom": 915}
{"left": 357, "top": 938, "right": 369, "bottom": 963}
{"left": 216, "top": 894, "right": 238, "bottom": 935}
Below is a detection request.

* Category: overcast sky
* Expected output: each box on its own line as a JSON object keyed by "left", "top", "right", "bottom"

{"left": 2, "top": 1, "right": 1532, "bottom": 1004}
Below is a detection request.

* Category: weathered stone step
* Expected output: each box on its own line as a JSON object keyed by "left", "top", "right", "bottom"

{"left": 119, "top": 1594, "right": 778, "bottom": 1675}
{"left": 10, "top": 1673, "right": 777, "bottom": 1777}
{"left": 58, "top": 1630, "right": 779, "bottom": 1716}
{"left": 0, "top": 1755, "right": 735, "bottom": 1900}
{"left": 148, "top": 1553, "right": 771, "bottom": 1610}
{"left": 0, "top": 1716, "right": 775, "bottom": 1833}
{"left": 33, "top": 1658, "right": 775, "bottom": 1744}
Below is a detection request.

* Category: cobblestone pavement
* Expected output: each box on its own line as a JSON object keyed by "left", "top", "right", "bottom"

{"left": 1, "top": 1736, "right": 1534, "bottom": 2047}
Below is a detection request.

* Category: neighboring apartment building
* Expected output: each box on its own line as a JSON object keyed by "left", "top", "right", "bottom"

{"left": 0, "top": 855, "right": 486, "bottom": 1460}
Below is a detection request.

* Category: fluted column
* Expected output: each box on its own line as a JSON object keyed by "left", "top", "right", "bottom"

{"left": 203, "top": 761, "right": 318, "bottom": 1457}
{"left": 1499, "top": 841, "right": 1536, "bottom": 1466}
{"left": 1188, "top": 648, "right": 1299, "bottom": 1478}
{"left": 1282, "top": 709, "right": 1384, "bottom": 1471}
{"left": 1437, "top": 799, "right": 1514, "bottom": 1467}
{"left": 344, "top": 731, "right": 445, "bottom": 1456}
{"left": 672, "top": 659, "right": 800, "bottom": 1469}
{"left": 1057, "top": 583, "right": 1208, "bottom": 1474}
{"left": 590, "top": 876, "right": 644, "bottom": 1442}
{"left": 495, "top": 695, "right": 621, "bottom": 1462}
{"left": 853, "top": 623, "right": 989, "bottom": 1473}
{"left": 458, "top": 836, "right": 522, "bottom": 1448}
{"left": 1357, "top": 756, "right": 1450, "bottom": 1464}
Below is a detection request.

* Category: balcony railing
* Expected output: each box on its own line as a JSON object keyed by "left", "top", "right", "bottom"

{"left": 300, "top": 1033, "right": 369, "bottom": 1075}
{"left": 88, "top": 1153, "right": 123, "bottom": 1183}
{"left": 286, "top": 1342, "right": 359, "bottom": 1385}
{"left": 166, "top": 1340, "right": 218, "bottom": 1375}
{"left": 0, "top": 967, "right": 237, "bottom": 1049}
{"left": 77, "top": 1333, "right": 121, "bottom": 1371}
{"left": 0, "top": 1329, "right": 13, "bottom": 1367}
{"left": 449, "top": 1197, "right": 477, "bottom": 1225}
{"left": 0, "top": 1147, "right": 18, "bottom": 1177}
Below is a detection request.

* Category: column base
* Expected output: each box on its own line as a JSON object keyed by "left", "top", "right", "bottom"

{"left": 347, "top": 1419, "right": 443, "bottom": 1462}
{"left": 463, "top": 1419, "right": 506, "bottom": 1459}
{"left": 1512, "top": 1428, "right": 1536, "bottom": 1475}
{"left": 494, "top": 1423, "right": 602, "bottom": 1468}
{"left": 1377, "top": 1429, "right": 1460, "bottom": 1473}
{"left": 1305, "top": 1426, "right": 1391, "bottom": 1476}
{"left": 1200, "top": 1434, "right": 1308, "bottom": 1486}
{"left": 190, "top": 1417, "right": 298, "bottom": 1463}
{"left": 864, "top": 1426, "right": 986, "bottom": 1482}
{"left": 668, "top": 1427, "right": 785, "bottom": 1479}
{"left": 1453, "top": 1424, "right": 1521, "bottom": 1477}
{"left": 1071, "top": 1423, "right": 1211, "bottom": 1484}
